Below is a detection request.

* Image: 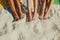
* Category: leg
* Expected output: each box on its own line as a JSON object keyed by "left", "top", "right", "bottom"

{"left": 27, "top": 0, "right": 32, "bottom": 21}
{"left": 15, "top": 0, "right": 24, "bottom": 19}
{"left": 32, "top": 0, "right": 38, "bottom": 20}
{"left": 9, "top": 0, "right": 19, "bottom": 21}
{"left": 43, "top": 0, "right": 53, "bottom": 19}
{"left": 39, "top": 0, "right": 46, "bottom": 20}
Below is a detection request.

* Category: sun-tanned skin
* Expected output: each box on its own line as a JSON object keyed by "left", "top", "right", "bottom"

{"left": 27, "top": 0, "right": 38, "bottom": 21}
{"left": 9, "top": 0, "right": 19, "bottom": 21}
{"left": 9, "top": 0, "right": 53, "bottom": 21}
{"left": 39, "top": 0, "right": 53, "bottom": 20}
{"left": 39, "top": 0, "right": 46, "bottom": 20}
{"left": 32, "top": 0, "right": 38, "bottom": 20}
{"left": 44, "top": 0, "right": 53, "bottom": 19}
{"left": 15, "top": 0, "right": 24, "bottom": 19}
{"left": 9, "top": 0, "right": 24, "bottom": 21}
{"left": 27, "top": 0, "right": 32, "bottom": 21}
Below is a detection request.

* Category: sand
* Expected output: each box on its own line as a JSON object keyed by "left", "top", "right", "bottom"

{"left": 0, "top": 4, "right": 60, "bottom": 40}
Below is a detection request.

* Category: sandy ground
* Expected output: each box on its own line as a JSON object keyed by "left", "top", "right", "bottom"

{"left": 0, "top": 4, "right": 60, "bottom": 40}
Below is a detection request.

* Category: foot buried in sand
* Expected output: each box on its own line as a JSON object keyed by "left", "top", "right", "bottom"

{"left": 15, "top": 0, "right": 24, "bottom": 19}
{"left": 27, "top": 0, "right": 32, "bottom": 22}
{"left": 9, "top": 0, "right": 20, "bottom": 21}
{"left": 32, "top": 0, "right": 38, "bottom": 20}
{"left": 19, "top": 14, "right": 24, "bottom": 19}
{"left": 39, "top": 0, "right": 53, "bottom": 20}
{"left": 9, "top": 0, "right": 53, "bottom": 21}
{"left": 43, "top": 0, "right": 54, "bottom": 20}
{"left": 9, "top": 0, "right": 24, "bottom": 21}
{"left": 27, "top": 0, "right": 38, "bottom": 21}
{"left": 39, "top": 0, "right": 46, "bottom": 20}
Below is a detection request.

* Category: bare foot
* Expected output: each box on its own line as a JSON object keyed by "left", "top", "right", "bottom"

{"left": 19, "top": 14, "right": 24, "bottom": 19}
{"left": 18, "top": 10, "right": 24, "bottom": 19}
{"left": 43, "top": 12, "right": 50, "bottom": 20}
{"left": 43, "top": 0, "right": 53, "bottom": 20}
{"left": 27, "top": 0, "right": 33, "bottom": 22}
{"left": 15, "top": 16, "right": 19, "bottom": 21}
{"left": 39, "top": 11, "right": 44, "bottom": 20}
{"left": 39, "top": 0, "right": 46, "bottom": 20}
{"left": 43, "top": 17, "right": 50, "bottom": 20}
{"left": 28, "top": 17, "right": 32, "bottom": 22}
{"left": 32, "top": 15, "right": 36, "bottom": 20}
{"left": 32, "top": 12, "right": 36, "bottom": 20}
{"left": 39, "top": 16, "right": 43, "bottom": 20}
{"left": 32, "top": 0, "right": 37, "bottom": 20}
{"left": 27, "top": 14, "right": 32, "bottom": 22}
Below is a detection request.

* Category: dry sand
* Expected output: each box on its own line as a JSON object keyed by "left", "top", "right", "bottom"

{"left": 0, "top": 4, "right": 60, "bottom": 40}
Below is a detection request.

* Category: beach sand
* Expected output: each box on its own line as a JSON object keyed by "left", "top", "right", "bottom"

{"left": 0, "top": 4, "right": 60, "bottom": 40}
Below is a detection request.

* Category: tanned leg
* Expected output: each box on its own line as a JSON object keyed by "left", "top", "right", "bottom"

{"left": 15, "top": 0, "right": 24, "bottom": 19}
{"left": 43, "top": 0, "right": 53, "bottom": 19}
{"left": 32, "top": 0, "right": 38, "bottom": 20}
{"left": 27, "top": 0, "right": 32, "bottom": 21}
{"left": 39, "top": 0, "right": 46, "bottom": 20}
{"left": 9, "top": 0, "right": 19, "bottom": 21}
